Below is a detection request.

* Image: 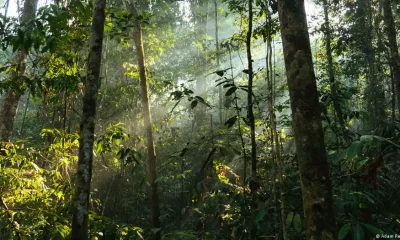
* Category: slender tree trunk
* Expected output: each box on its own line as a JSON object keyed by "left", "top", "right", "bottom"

{"left": 71, "top": 0, "right": 106, "bottom": 239}
{"left": 246, "top": 0, "right": 257, "bottom": 239}
{"left": 227, "top": 48, "right": 249, "bottom": 222}
{"left": 0, "top": 0, "right": 38, "bottom": 142}
{"left": 19, "top": 93, "right": 30, "bottom": 137}
{"left": 357, "top": 0, "right": 385, "bottom": 126}
{"left": 194, "top": 0, "right": 209, "bottom": 128}
{"left": 374, "top": 4, "right": 388, "bottom": 124}
{"left": 391, "top": 65, "right": 396, "bottom": 121}
{"left": 125, "top": 1, "right": 161, "bottom": 239}
{"left": 4, "top": 0, "right": 10, "bottom": 17}
{"left": 266, "top": 5, "right": 288, "bottom": 240}
{"left": 265, "top": 3, "right": 286, "bottom": 238}
{"left": 382, "top": 0, "right": 400, "bottom": 119}
{"left": 214, "top": 0, "right": 223, "bottom": 124}
{"left": 322, "top": 0, "right": 348, "bottom": 141}
{"left": 277, "top": 1, "right": 338, "bottom": 239}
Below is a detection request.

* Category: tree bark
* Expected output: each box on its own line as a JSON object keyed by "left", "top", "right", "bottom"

{"left": 0, "top": 0, "right": 38, "bottom": 142}
{"left": 277, "top": 1, "right": 338, "bottom": 239}
{"left": 246, "top": 0, "right": 257, "bottom": 239}
{"left": 125, "top": 1, "right": 161, "bottom": 239}
{"left": 266, "top": 4, "right": 287, "bottom": 238}
{"left": 382, "top": 0, "right": 400, "bottom": 119}
{"left": 71, "top": 0, "right": 106, "bottom": 239}
{"left": 214, "top": 0, "right": 223, "bottom": 124}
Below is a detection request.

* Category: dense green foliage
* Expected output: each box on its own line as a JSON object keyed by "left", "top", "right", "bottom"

{"left": 0, "top": 0, "right": 399, "bottom": 239}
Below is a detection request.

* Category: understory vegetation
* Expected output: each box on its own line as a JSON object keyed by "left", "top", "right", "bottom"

{"left": 0, "top": 0, "right": 400, "bottom": 239}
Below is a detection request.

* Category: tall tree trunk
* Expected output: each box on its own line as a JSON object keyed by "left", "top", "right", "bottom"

{"left": 357, "top": 0, "right": 385, "bottom": 126}
{"left": 322, "top": 0, "right": 348, "bottom": 141}
{"left": 382, "top": 0, "right": 400, "bottom": 119}
{"left": 246, "top": 0, "right": 257, "bottom": 239}
{"left": 71, "top": 0, "right": 106, "bottom": 239}
{"left": 19, "top": 92, "right": 30, "bottom": 137}
{"left": 277, "top": 1, "right": 338, "bottom": 239}
{"left": 0, "top": 0, "right": 38, "bottom": 142}
{"left": 265, "top": 3, "right": 286, "bottom": 238}
{"left": 214, "top": 0, "right": 223, "bottom": 124}
{"left": 192, "top": 0, "right": 209, "bottom": 128}
{"left": 125, "top": 1, "right": 161, "bottom": 239}
{"left": 391, "top": 65, "right": 396, "bottom": 121}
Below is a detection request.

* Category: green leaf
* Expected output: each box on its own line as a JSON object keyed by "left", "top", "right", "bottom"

{"left": 195, "top": 96, "right": 205, "bottom": 103}
{"left": 223, "top": 83, "right": 235, "bottom": 88}
{"left": 286, "top": 212, "right": 294, "bottom": 227}
{"left": 360, "top": 135, "right": 373, "bottom": 143}
{"left": 333, "top": 150, "right": 347, "bottom": 165}
{"left": 338, "top": 223, "right": 352, "bottom": 240}
{"left": 224, "top": 116, "right": 237, "bottom": 128}
{"left": 364, "top": 135, "right": 400, "bottom": 148}
{"left": 151, "top": 228, "right": 161, "bottom": 234}
{"left": 154, "top": 177, "right": 167, "bottom": 183}
{"left": 347, "top": 141, "right": 361, "bottom": 160}
{"left": 293, "top": 214, "right": 301, "bottom": 232}
{"left": 352, "top": 224, "right": 364, "bottom": 240}
{"left": 211, "top": 68, "right": 231, "bottom": 77}
{"left": 133, "top": 226, "right": 144, "bottom": 233}
{"left": 254, "top": 209, "right": 267, "bottom": 223}
{"left": 57, "top": 191, "right": 63, "bottom": 200}
{"left": 195, "top": 96, "right": 211, "bottom": 107}
{"left": 225, "top": 86, "right": 237, "bottom": 96}
{"left": 96, "top": 141, "right": 103, "bottom": 153}
{"left": 191, "top": 100, "right": 198, "bottom": 109}
{"left": 179, "top": 147, "right": 189, "bottom": 157}
{"left": 216, "top": 80, "right": 231, "bottom": 87}
{"left": 216, "top": 70, "right": 225, "bottom": 76}
{"left": 363, "top": 224, "right": 383, "bottom": 235}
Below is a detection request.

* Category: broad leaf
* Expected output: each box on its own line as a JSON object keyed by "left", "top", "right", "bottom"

{"left": 286, "top": 212, "right": 294, "bottom": 227}
{"left": 179, "top": 147, "right": 189, "bottom": 157}
{"left": 363, "top": 224, "right": 383, "bottom": 235}
{"left": 338, "top": 223, "right": 352, "bottom": 240}
{"left": 347, "top": 141, "right": 361, "bottom": 160}
{"left": 225, "top": 86, "right": 237, "bottom": 96}
{"left": 224, "top": 116, "right": 237, "bottom": 128}
{"left": 254, "top": 209, "right": 267, "bottom": 223}
{"left": 293, "top": 214, "right": 301, "bottom": 232}
{"left": 352, "top": 224, "right": 364, "bottom": 240}
{"left": 191, "top": 100, "right": 198, "bottom": 109}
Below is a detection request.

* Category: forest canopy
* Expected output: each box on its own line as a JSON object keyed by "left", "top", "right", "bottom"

{"left": 0, "top": 0, "right": 399, "bottom": 239}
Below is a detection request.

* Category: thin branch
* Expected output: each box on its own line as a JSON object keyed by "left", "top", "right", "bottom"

{"left": 0, "top": 197, "right": 22, "bottom": 240}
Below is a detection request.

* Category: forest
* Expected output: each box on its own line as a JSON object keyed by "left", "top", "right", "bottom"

{"left": 0, "top": 0, "right": 399, "bottom": 239}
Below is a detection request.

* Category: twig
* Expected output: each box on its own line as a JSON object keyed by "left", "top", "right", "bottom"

{"left": 0, "top": 197, "right": 22, "bottom": 240}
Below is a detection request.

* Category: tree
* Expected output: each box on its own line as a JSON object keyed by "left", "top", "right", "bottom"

{"left": 277, "top": 0, "right": 338, "bottom": 239}
{"left": 264, "top": 3, "right": 287, "bottom": 238}
{"left": 214, "top": 0, "right": 223, "bottom": 124}
{"left": 245, "top": 0, "right": 258, "bottom": 239}
{"left": 357, "top": 0, "right": 386, "bottom": 125}
{"left": 381, "top": 0, "right": 400, "bottom": 119}
{"left": 124, "top": 1, "right": 161, "bottom": 239}
{"left": 71, "top": 0, "right": 106, "bottom": 239}
{"left": 322, "top": 0, "right": 348, "bottom": 141}
{"left": 0, "top": 0, "right": 38, "bottom": 142}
